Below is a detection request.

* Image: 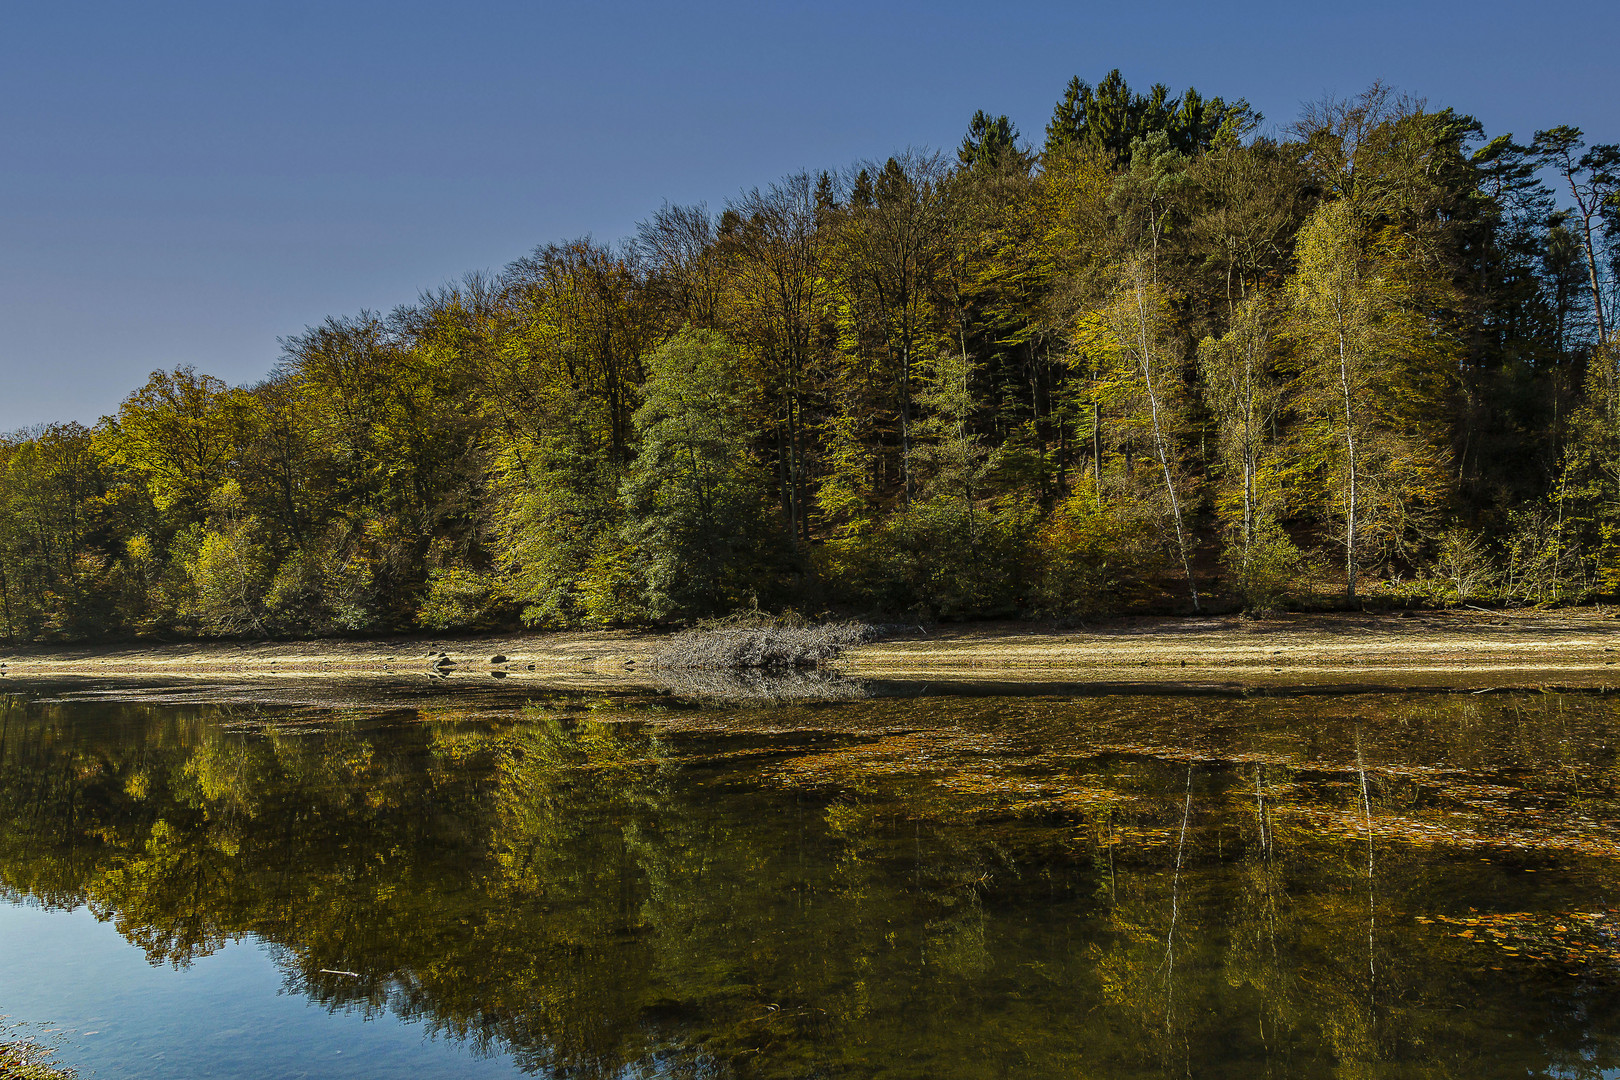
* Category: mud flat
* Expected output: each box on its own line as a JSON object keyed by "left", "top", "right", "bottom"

{"left": 3, "top": 610, "right": 1620, "bottom": 698}
{"left": 840, "top": 610, "right": 1620, "bottom": 690}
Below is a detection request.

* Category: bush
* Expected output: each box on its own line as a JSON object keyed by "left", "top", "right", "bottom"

{"left": 1498, "top": 509, "right": 1585, "bottom": 604}
{"left": 1224, "top": 516, "right": 1312, "bottom": 613}
{"left": 1429, "top": 527, "right": 1496, "bottom": 602}
{"left": 262, "top": 525, "right": 382, "bottom": 635}
{"left": 417, "top": 565, "right": 498, "bottom": 630}
{"left": 818, "top": 497, "right": 1036, "bottom": 619}
{"left": 1030, "top": 486, "right": 1166, "bottom": 616}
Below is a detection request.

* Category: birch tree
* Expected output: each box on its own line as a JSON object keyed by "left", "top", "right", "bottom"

{"left": 1087, "top": 261, "right": 1201, "bottom": 609}
{"left": 1198, "top": 293, "right": 1302, "bottom": 606}
{"left": 1289, "top": 201, "right": 1452, "bottom": 600}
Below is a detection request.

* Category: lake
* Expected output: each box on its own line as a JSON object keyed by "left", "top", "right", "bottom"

{"left": 2, "top": 680, "right": 1618, "bottom": 1078}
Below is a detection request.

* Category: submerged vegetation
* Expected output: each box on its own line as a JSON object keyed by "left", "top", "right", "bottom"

{"left": 4, "top": 73, "right": 1620, "bottom": 640}
{"left": 0, "top": 1019, "right": 76, "bottom": 1080}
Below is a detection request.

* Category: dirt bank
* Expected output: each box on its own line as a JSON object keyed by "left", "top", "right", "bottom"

{"left": 4, "top": 610, "right": 1620, "bottom": 695}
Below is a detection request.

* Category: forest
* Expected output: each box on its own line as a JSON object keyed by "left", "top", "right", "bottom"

{"left": 2, "top": 73, "right": 1618, "bottom": 641}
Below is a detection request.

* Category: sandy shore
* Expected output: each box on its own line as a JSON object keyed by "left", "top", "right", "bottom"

{"left": 5, "top": 610, "right": 1620, "bottom": 696}
{"left": 843, "top": 609, "right": 1620, "bottom": 678}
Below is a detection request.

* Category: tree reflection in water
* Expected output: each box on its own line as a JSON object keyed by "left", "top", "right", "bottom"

{"left": 2, "top": 689, "right": 1619, "bottom": 1078}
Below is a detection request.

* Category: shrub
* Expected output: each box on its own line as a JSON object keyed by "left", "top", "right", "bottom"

{"left": 1030, "top": 486, "right": 1167, "bottom": 616}
{"left": 1223, "top": 515, "right": 1312, "bottom": 612}
{"left": 1429, "top": 527, "right": 1496, "bottom": 602}
{"left": 417, "top": 565, "right": 498, "bottom": 630}
{"left": 818, "top": 497, "right": 1036, "bottom": 620}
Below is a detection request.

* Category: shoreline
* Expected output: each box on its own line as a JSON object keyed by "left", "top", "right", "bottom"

{"left": 4, "top": 610, "right": 1620, "bottom": 698}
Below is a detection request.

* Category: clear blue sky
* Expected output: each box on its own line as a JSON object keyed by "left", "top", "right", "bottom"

{"left": 2, "top": 0, "right": 1614, "bottom": 430}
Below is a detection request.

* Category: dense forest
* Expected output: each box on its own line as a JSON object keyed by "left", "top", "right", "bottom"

{"left": 3, "top": 74, "right": 1619, "bottom": 641}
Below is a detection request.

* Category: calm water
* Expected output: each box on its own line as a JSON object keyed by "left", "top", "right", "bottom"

{"left": 2, "top": 684, "right": 1619, "bottom": 1078}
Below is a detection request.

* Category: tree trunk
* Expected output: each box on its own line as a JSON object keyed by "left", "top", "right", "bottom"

{"left": 1576, "top": 214, "right": 1609, "bottom": 347}
{"left": 1134, "top": 287, "right": 1200, "bottom": 612}
{"left": 1092, "top": 381, "right": 1102, "bottom": 503}
{"left": 1337, "top": 324, "right": 1360, "bottom": 602}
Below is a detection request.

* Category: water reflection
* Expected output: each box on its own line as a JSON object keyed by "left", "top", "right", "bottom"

{"left": 2, "top": 691, "right": 1619, "bottom": 1078}
{"left": 652, "top": 666, "right": 869, "bottom": 702}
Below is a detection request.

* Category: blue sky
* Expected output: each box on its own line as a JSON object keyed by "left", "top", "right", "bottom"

{"left": 2, "top": 0, "right": 1615, "bottom": 429}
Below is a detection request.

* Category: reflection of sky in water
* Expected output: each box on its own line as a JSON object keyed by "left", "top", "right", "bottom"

{"left": 0, "top": 903, "right": 525, "bottom": 1079}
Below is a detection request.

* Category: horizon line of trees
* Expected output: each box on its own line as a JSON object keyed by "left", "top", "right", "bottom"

{"left": 4, "top": 72, "right": 1620, "bottom": 642}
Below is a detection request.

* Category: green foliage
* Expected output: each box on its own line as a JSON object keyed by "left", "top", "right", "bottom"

{"left": 417, "top": 565, "right": 499, "bottom": 630}
{"left": 1497, "top": 508, "right": 1585, "bottom": 603}
{"left": 620, "top": 329, "right": 783, "bottom": 619}
{"left": 821, "top": 493, "right": 1036, "bottom": 619}
{"left": 1044, "top": 69, "right": 1253, "bottom": 163}
{"left": 1428, "top": 527, "right": 1497, "bottom": 602}
{"left": 1222, "top": 515, "right": 1312, "bottom": 612}
{"left": 186, "top": 482, "right": 273, "bottom": 636}
{"left": 94, "top": 366, "right": 247, "bottom": 516}
{"left": 1287, "top": 197, "right": 1455, "bottom": 597}
{"left": 1199, "top": 294, "right": 1302, "bottom": 610}
{"left": 1031, "top": 483, "right": 1167, "bottom": 615}
{"left": 1079, "top": 263, "right": 1203, "bottom": 608}
{"left": 958, "top": 111, "right": 1030, "bottom": 174}
{"left": 491, "top": 402, "right": 625, "bottom": 627}
{"left": 261, "top": 525, "right": 381, "bottom": 634}
{"left": 1, "top": 76, "right": 1617, "bottom": 635}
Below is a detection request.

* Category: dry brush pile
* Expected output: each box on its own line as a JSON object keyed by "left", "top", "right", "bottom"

{"left": 651, "top": 617, "right": 881, "bottom": 671}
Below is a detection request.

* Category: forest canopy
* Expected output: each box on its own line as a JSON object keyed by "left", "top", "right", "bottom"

{"left": 4, "top": 73, "right": 1619, "bottom": 641}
